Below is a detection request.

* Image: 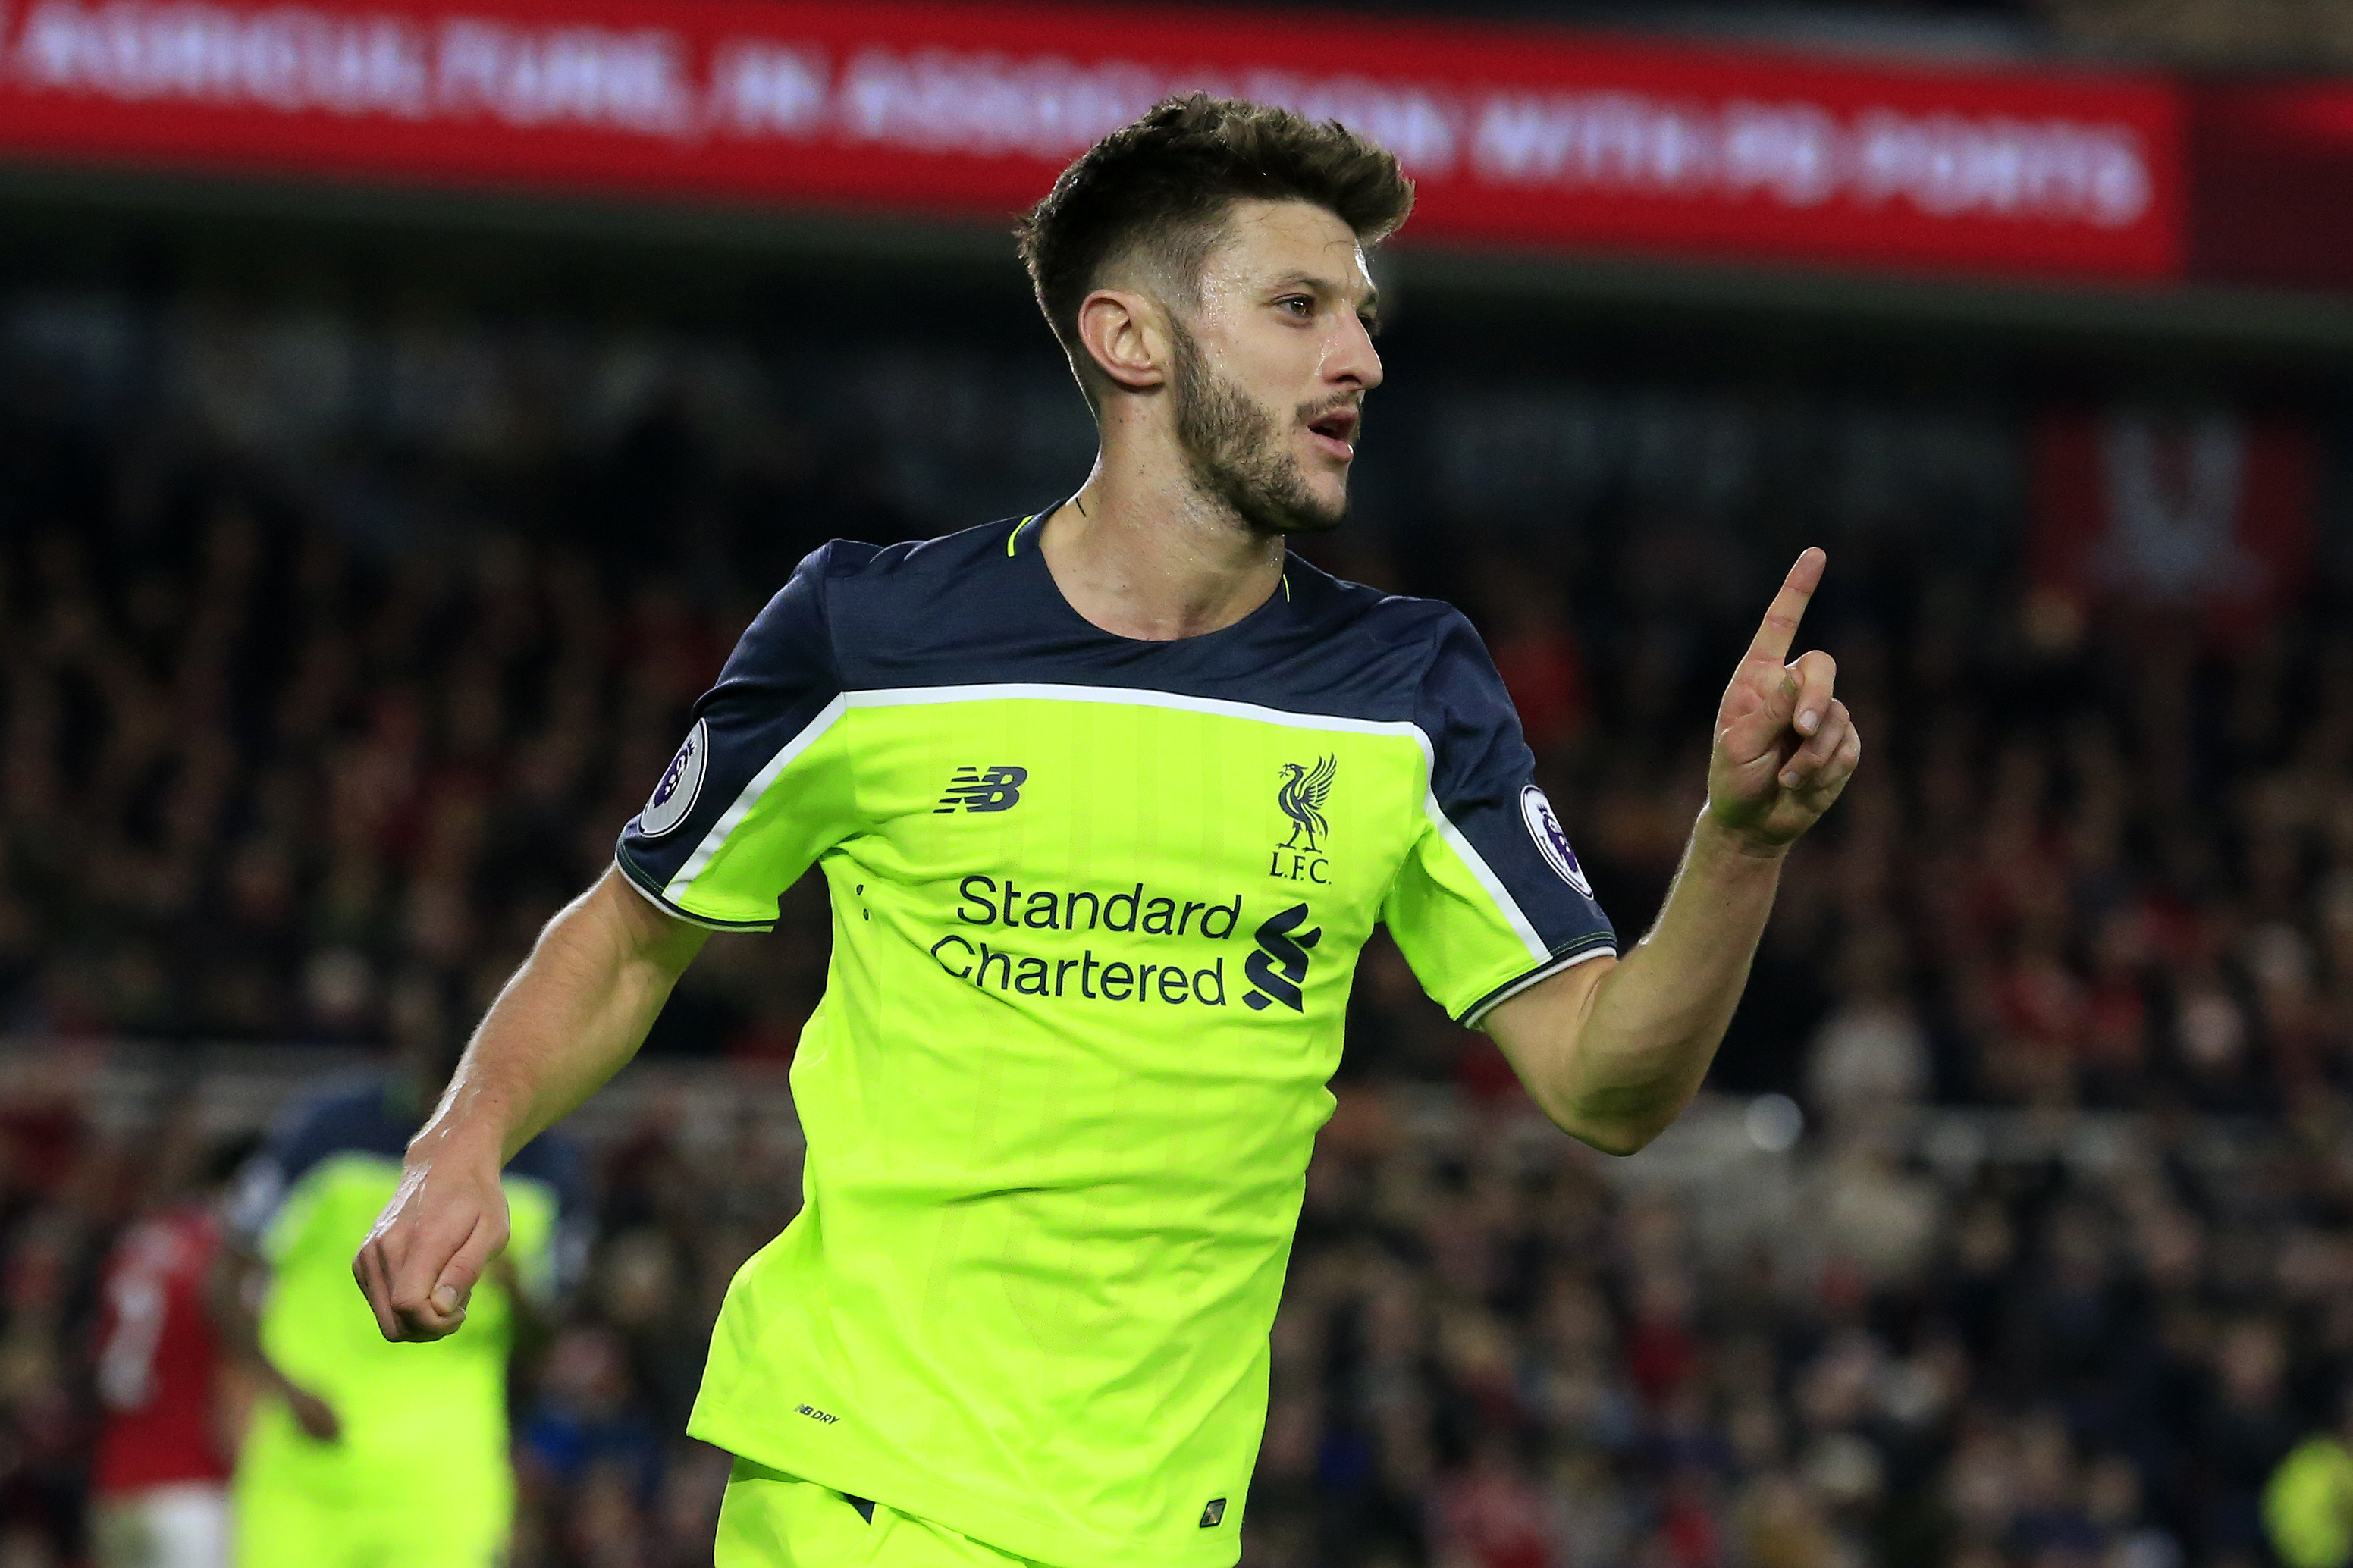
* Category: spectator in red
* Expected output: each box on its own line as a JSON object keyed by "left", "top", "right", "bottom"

{"left": 1434, "top": 1432, "right": 1557, "bottom": 1568}
{"left": 1472, "top": 556, "right": 1589, "bottom": 757}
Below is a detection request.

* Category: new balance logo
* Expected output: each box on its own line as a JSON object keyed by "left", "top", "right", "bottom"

{"left": 936, "top": 765, "right": 1027, "bottom": 814}
{"left": 1243, "top": 903, "right": 1320, "bottom": 1012}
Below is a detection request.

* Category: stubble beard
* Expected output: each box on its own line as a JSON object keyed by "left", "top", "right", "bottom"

{"left": 1167, "top": 317, "right": 1348, "bottom": 538}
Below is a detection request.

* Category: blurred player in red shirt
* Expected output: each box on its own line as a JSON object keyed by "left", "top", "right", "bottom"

{"left": 86, "top": 1137, "right": 255, "bottom": 1568}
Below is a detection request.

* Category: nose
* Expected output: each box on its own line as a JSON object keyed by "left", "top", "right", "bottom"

{"left": 1324, "top": 310, "right": 1382, "bottom": 393}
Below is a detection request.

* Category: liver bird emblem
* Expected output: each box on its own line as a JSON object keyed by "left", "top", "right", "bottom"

{"left": 1277, "top": 756, "right": 1337, "bottom": 852}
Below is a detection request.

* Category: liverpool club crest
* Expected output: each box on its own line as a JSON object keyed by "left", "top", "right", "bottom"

{"left": 1277, "top": 756, "right": 1336, "bottom": 852}
{"left": 1271, "top": 757, "right": 1336, "bottom": 884}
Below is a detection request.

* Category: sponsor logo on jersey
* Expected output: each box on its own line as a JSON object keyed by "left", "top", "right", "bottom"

{"left": 936, "top": 764, "right": 1027, "bottom": 814}
{"left": 931, "top": 876, "right": 1241, "bottom": 1008}
{"left": 1272, "top": 757, "right": 1335, "bottom": 883}
{"left": 1520, "top": 785, "right": 1594, "bottom": 897}
{"left": 930, "top": 934, "right": 1231, "bottom": 1007}
{"left": 1243, "top": 902, "right": 1321, "bottom": 1012}
{"left": 638, "top": 719, "right": 707, "bottom": 838}
{"left": 954, "top": 877, "right": 1239, "bottom": 938}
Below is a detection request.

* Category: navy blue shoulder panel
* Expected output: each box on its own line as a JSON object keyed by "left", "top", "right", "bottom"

{"left": 1414, "top": 616, "right": 1617, "bottom": 986}
{"left": 504, "top": 1125, "right": 585, "bottom": 1219}
{"left": 612, "top": 515, "right": 1612, "bottom": 983}
{"left": 234, "top": 1074, "right": 582, "bottom": 1222}
{"left": 616, "top": 541, "right": 855, "bottom": 906}
{"left": 263, "top": 1077, "right": 412, "bottom": 1181}
{"left": 224, "top": 1075, "right": 404, "bottom": 1243}
{"left": 814, "top": 516, "right": 1457, "bottom": 723}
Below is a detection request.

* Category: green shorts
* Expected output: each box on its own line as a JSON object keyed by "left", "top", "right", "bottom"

{"left": 715, "top": 1460, "right": 1040, "bottom": 1568}
{"left": 232, "top": 1409, "right": 510, "bottom": 1568}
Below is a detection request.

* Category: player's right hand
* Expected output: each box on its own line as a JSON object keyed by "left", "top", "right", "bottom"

{"left": 1705, "top": 547, "right": 1858, "bottom": 852}
{"left": 352, "top": 1139, "right": 511, "bottom": 1342}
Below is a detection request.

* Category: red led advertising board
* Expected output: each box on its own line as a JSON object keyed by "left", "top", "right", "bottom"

{"left": 0, "top": 0, "right": 2189, "bottom": 284}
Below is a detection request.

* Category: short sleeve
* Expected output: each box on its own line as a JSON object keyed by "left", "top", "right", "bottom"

{"left": 221, "top": 1090, "right": 347, "bottom": 1256}
{"left": 616, "top": 544, "right": 864, "bottom": 931}
{"left": 1382, "top": 613, "right": 1615, "bottom": 1026}
{"left": 221, "top": 1146, "right": 289, "bottom": 1253}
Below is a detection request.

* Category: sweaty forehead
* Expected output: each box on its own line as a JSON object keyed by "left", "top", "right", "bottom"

{"left": 1200, "top": 199, "right": 1373, "bottom": 298}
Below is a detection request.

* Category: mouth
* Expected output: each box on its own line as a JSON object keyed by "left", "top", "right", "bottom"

{"left": 1305, "top": 406, "right": 1360, "bottom": 462}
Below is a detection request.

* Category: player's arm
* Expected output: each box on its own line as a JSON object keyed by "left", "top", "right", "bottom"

{"left": 353, "top": 867, "right": 707, "bottom": 1342}
{"left": 1484, "top": 548, "right": 1858, "bottom": 1156}
{"left": 205, "top": 1242, "right": 341, "bottom": 1441}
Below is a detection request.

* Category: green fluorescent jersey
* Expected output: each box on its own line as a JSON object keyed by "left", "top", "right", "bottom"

{"left": 225, "top": 1079, "right": 581, "bottom": 1494}
{"left": 618, "top": 517, "right": 1614, "bottom": 1567}
{"left": 2267, "top": 1435, "right": 2353, "bottom": 1568}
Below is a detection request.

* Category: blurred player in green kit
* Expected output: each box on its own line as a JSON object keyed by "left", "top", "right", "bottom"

{"left": 224, "top": 1030, "right": 582, "bottom": 1567}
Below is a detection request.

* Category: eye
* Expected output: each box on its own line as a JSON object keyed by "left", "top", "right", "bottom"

{"left": 1277, "top": 295, "right": 1315, "bottom": 319}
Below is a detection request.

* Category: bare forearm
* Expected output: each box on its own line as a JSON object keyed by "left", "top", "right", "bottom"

{"left": 1565, "top": 816, "right": 1784, "bottom": 1146}
{"left": 359, "top": 868, "right": 704, "bottom": 1342}
{"left": 1491, "top": 548, "right": 1856, "bottom": 1156}
{"left": 207, "top": 1247, "right": 274, "bottom": 1373}
{"left": 1489, "top": 815, "right": 1787, "bottom": 1153}
{"left": 416, "top": 867, "right": 704, "bottom": 1163}
{"left": 209, "top": 1247, "right": 340, "bottom": 1438}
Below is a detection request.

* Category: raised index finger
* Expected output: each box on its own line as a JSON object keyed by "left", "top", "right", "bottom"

{"left": 1745, "top": 547, "right": 1827, "bottom": 666}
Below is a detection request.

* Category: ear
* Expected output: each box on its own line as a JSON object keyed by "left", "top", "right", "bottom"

{"left": 1075, "top": 287, "right": 1169, "bottom": 394}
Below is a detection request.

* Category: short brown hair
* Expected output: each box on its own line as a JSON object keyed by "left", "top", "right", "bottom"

{"left": 1015, "top": 94, "right": 1413, "bottom": 399}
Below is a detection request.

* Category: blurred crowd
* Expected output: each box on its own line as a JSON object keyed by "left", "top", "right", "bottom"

{"left": 1255, "top": 1073, "right": 2353, "bottom": 1568}
{"left": 0, "top": 503, "right": 833, "bottom": 1062}
{"left": 3, "top": 274, "right": 2353, "bottom": 1566}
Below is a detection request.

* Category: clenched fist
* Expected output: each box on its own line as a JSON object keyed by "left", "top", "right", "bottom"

{"left": 352, "top": 1137, "right": 510, "bottom": 1343}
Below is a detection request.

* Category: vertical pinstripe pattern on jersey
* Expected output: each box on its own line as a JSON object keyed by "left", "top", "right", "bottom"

{"left": 1416, "top": 792, "right": 1551, "bottom": 964}
{"left": 837, "top": 682, "right": 1554, "bottom": 967}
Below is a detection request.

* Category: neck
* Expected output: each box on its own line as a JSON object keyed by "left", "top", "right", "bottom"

{"left": 1038, "top": 441, "right": 1285, "bottom": 642}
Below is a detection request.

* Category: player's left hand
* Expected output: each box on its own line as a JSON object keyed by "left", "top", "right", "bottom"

{"left": 1706, "top": 547, "right": 1860, "bottom": 851}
